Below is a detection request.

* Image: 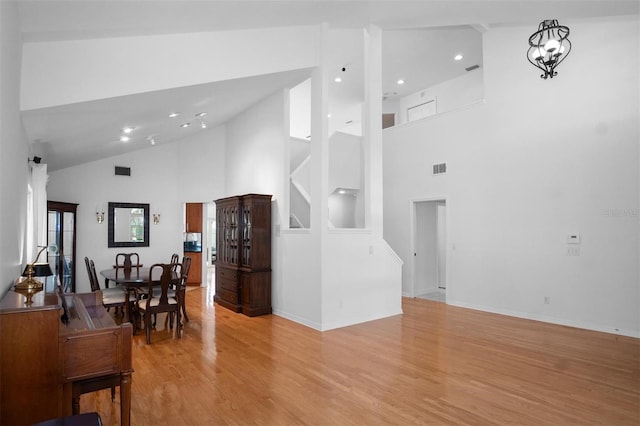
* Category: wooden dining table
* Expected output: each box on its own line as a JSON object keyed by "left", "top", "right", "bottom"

{"left": 100, "top": 266, "right": 162, "bottom": 289}
{"left": 99, "top": 266, "right": 169, "bottom": 327}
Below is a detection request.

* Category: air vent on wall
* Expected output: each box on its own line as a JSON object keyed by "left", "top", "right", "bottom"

{"left": 465, "top": 64, "right": 480, "bottom": 72}
{"left": 433, "top": 163, "right": 447, "bottom": 175}
{"left": 114, "top": 166, "right": 131, "bottom": 176}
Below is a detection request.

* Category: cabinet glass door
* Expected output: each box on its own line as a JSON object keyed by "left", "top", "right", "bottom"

{"left": 47, "top": 202, "right": 78, "bottom": 292}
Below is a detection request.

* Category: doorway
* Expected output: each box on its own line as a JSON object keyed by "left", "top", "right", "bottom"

{"left": 412, "top": 199, "right": 446, "bottom": 302}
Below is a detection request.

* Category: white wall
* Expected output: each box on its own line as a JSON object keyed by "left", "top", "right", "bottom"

{"left": 383, "top": 68, "right": 484, "bottom": 126}
{"left": 289, "top": 78, "right": 312, "bottom": 140}
{"left": 329, "top": 131, "right": 362, "bottom": 192}
{"left": 224, "top": 88, "right": 326, "bottom": 325}
{"left": 275, "top": 233, "right": 322, "bottom": 328}
{"left": 320, "top": 25, "right": 402, "bottom": 330}
{"left": 47, "top": 126, "right": 226, "bottom": 292}
{"left": 383, "top": 18, "right": 640, "bottom": 337}
{"left": 322, "top": 232, "right": 402, "bottom": 330}
{"left": 223, "top": 25, "right": 403, "bottom": 331}
{"left": 225, "top": 90, "right": 287, "bottom": 202}
{"left": 0, "top": 1, "right": 30, "bottom": 294}
{"left": 329, "top": 131, "right": 364, "bottom": 227}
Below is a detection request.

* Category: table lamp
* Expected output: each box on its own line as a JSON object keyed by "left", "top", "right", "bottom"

{"left": 15, "top": 244, "right": 57, "bottom": 305}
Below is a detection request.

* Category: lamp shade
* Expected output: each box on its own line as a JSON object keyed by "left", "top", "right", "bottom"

{"left": 22, "top": 263, "right": 53, "bottom": 277}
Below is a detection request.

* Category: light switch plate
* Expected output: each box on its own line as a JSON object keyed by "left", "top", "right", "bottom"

{"left": 567, "top": 234, "right": 581, "bottom": 244}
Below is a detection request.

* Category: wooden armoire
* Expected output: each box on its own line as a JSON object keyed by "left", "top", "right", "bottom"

{"left": 214, "top": 194, "right": 272, "bottom": 316}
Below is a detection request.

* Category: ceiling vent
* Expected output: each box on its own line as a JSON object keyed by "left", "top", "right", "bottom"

{"left": 465, "top": 64, "right": 480, "bottom": 72}
{"left": 114, "top": 166, "right": 131, "bottom": 176}
{"left": 433, "top": 163, "right": 447, "bottom": 175}
{"left": 382, "top": 91, "right": 398, "bottom": 101}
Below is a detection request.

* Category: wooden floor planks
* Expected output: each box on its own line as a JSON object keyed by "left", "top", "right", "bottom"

{"left": 80, "top": 288, "right": 640, "bottom": 425}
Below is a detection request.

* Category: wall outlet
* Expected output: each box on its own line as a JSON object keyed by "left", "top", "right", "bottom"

{"left": 544, "top": 296, "right": 551, "bottom": 304}
{"left": 566, "top": 246, "right": 580, "bottom": 256}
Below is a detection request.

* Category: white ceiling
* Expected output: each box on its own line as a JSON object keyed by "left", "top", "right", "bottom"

{"left": 381, "top": 25, "right": 484, "bottom": 100}
{"left": 22, "top": 70, "right": 313, "bottom": 171}
{"left": 16, "top": 0, "right": 639, "bottom": 171}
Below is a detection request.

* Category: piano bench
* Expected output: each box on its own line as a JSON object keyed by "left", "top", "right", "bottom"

{"left": 72, "top": 373, "right": 123, "bottom": 413}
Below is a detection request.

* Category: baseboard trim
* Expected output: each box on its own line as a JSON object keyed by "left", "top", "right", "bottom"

{"left": 319, "top": 308, "right": 404, "bottom": 332}
{"left": 272, "top": 309, "right": 322, "bottom": 331}
{"left": 272, "top": 308, "right": 404, "bottom": 332}
{"left": 447, "top": 299, "right": 640, "bottom": 339}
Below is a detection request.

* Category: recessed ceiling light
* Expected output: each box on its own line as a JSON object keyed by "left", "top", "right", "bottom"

{"left": 454, "top": 54, "right": 463, "bottom": 61}
{"left": 180, "top": 122, "right": 190, "bottom": 128}
{"left": 195, "top": 112, "right": 207, "bottom": 118}
{"left": 120, "top": 135, "right": 130, "bottom": 142}
{"left": 146, "top": 136, "right": 156, "bottom": 146}
{"left": 169, "top": 112, "right": 181, "bottom": 118}
{"left": 334, "top": 76, "right": 342, "bottom": 83}
{"left": 122, "top": 126, "right": 135, "bottom": 134}
{"left": 397, "top": 79, "right": 405, "bottom": 85}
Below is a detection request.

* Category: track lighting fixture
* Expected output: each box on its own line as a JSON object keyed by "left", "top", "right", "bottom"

{"left": 195, "top": 112, "right": 208, "bottom": 129}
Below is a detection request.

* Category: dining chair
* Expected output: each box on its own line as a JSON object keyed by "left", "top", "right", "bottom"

{"left": 115, "top": 252, "right": 142, "bottom": 269}
{"left": 134, "top": 262, "right": 183, "bottom": 344}
{"left": 177, "top": 256, "right": 191, "bottom": 322}
{"left": 139, "top": 255, "right": 186, "bottom": 326}
{"left": 85, "top": 257, "right": 128, "bottom": 315}
{"left": 107, "top": 253, "right": 142, "bottom": 288}
{"left": 135, "top": 253, "right": 178, "bottom": 300}
{"left": 84, "top": 256, "right": 100, "bottom": 293}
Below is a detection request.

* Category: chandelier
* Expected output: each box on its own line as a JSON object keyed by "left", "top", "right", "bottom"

{"left": 527, "top": 19, "right": 572, "bottom": 79}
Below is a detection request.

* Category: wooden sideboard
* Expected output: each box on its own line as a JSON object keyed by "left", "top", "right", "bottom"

{"left": 0, "top": 280, "right": 132, "bottom": 425}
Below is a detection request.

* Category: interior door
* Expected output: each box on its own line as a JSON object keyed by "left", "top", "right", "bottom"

{"left": 413, "top": 199, "right": 446, "bottom": 298}
{"left": 436, "top": 201, "right": 447, "bottom": 289}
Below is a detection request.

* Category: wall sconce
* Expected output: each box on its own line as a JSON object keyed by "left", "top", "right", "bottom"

{"left": 96, "top": 207, "right": 105, "bottom": 224}
{"left": 527, "top": 19, "right": 572, "bottom": 79}
{"left": 153, "top": 213, "right": 161, "bottom": 225}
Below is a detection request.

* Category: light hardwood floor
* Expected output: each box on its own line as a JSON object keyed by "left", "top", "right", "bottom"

{"left": 81, "top": 287, "right": 639, "bottom": 425}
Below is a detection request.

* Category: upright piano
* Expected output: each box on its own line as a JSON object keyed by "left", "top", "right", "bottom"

{"left": 0, "top": 279, "right": 132, "bottom": 425}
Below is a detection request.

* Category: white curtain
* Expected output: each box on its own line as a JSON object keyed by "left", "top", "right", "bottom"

{"left": 26, "top": 163, "right": 49, "bottom": 263}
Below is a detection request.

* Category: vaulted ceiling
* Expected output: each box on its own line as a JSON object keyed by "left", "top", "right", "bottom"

{"left": 17, "top": 1, "right": 638, "bottom": 171}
